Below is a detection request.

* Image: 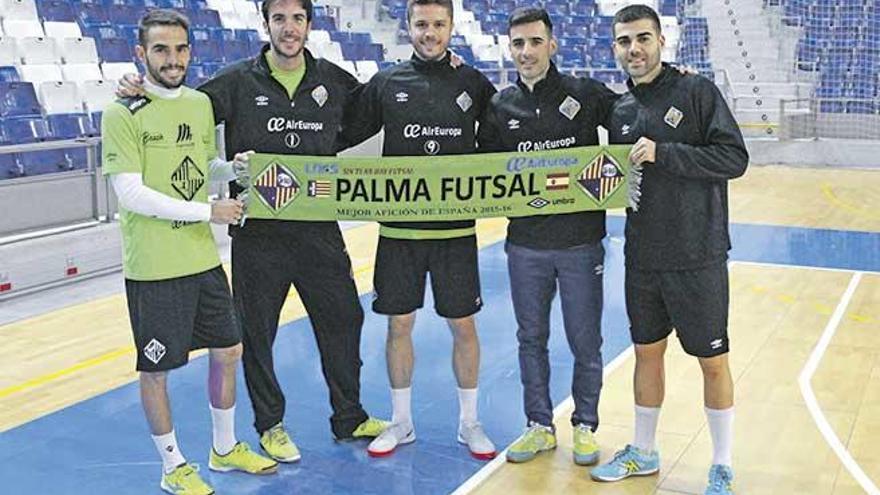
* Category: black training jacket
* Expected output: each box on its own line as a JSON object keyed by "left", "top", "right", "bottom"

{"left": 338, "top": 52, "right": 497, "bottom": 234}
{"left": 606, "top": 63, "right": 749, "bottom": 270}
{"left": 199, "top": 46, "right": 361, "bottom": 236}
{"left": 479, "top": 63, "right": 619, "bottom": 250}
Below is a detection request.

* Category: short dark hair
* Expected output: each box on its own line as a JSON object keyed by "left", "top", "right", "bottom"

{"left": 507, "top": 7, "right": 553, "bottom": 36}
{"left": 261, "top": 0, "right": 314, "bottom": 25}
{"left": 407, "top": 0, "right": 454, "bottom": 22}
{"left": 612, "top": 4, "right": 662, "bottom": 36}
{"left": 138, "top": 9, "right": 189, "bottom": 47}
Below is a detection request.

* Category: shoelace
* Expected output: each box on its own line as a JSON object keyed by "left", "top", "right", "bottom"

{"left": 269, "top": 428, "right": 289, "bottom": 445}
{"left": 710, "top": 468, "right": 731, "bottom": 491}
{"left": 610, "top": 446, "right": 637, "bottom": 464}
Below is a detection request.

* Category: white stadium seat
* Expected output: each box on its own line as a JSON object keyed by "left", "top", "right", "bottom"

{"left": 79, "top": 79, "right": 118, "bottom": 114}
{"left": 58, "top": 37, "right": 100, "bottom": 64}
{"left": 43, "top": 21, "right": 81, "bottom": 39}
{"left": 61, "top": 63, "right": 103, "bottom": 84}
{"left": 18, "top": 63, "right": 63, "bottom": 86}
{"left": 0, "top": 0, "right": 39, "bottom": 22}
{"left": 99, "top": 62, "right": 138, "bottom": 82}
{"left": 18, "top": 36, "right": 61, "bottom": 64}
{"left": 38, "top": 80, "right": 83, "bottom": 114}
{"left": 1, "top": 19, "right": 43, "bottom": 37}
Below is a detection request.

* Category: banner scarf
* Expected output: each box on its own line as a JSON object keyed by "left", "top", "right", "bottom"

{"left": 245, "top": 145, "right": 640, "bottom": 222}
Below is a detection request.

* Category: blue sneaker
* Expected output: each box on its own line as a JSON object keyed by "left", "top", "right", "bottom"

{"left": 705, "top": 464, "right": 734, "bottom": 494}
{"left": 590, "top": 444, "right": 659, "bottom": 482}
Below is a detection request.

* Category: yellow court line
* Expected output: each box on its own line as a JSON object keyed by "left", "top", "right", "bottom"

{"left": 0, "top": 346, "right": 134, "bottom": 400}
{"left": 0, "top": 220, "right": 508, "bottom": 404}
{"left": 821, "top": 183, "right": 878, "bottom": 219}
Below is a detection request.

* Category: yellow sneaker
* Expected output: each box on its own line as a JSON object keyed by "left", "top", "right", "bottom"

{"left": 160, "top": 463, "right": 214, "bottom": 495}
{"left": 259, "top": 423, "right": 301, "bottom": 463}
{"left": 573, "top": 423, "right": 600, "bottom": 465}
{"left": 350, "top": 417, "right": 390, "bottom": 439}
{"left": 209, "top": 441, "right": 278, "bottom": 474}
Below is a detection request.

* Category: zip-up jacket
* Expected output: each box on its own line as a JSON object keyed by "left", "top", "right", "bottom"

{"left": 339, "top": 52, "right": 497, "bottom": 238}
{"left": 199, "top": 46, "right": 361, "bottom": 236}
{"left": 606, "top": 63, "right": 749, "bottom": 270}
{"left": 479, "top": 63, "right": 619, "bottom": 250}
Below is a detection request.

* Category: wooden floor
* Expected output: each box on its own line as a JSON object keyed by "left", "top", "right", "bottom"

{"left": 1, "top": 165, "right": 879, "bottom": 494}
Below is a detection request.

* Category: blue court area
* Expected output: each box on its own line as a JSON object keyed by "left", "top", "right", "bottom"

{"left": 1, "top": 218, "right": 878, "bottom": 495}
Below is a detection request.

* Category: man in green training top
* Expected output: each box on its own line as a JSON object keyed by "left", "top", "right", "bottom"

{"left": 102, "top": 9, "right": 276, "bottom": 495}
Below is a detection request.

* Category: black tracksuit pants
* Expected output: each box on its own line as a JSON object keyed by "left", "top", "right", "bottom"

{"left": 232, "top": 223, "right": 368, "bottom": 438}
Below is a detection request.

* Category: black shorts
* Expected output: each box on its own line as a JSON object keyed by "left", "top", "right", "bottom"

{"left": 372, "top": 235, "right": 482, "bottom": 319}
{"left": 125, "top": 266, "right": 241, "bottom": 372}
{"left": 625, "top": 262, "right": 729, "bottom": 358}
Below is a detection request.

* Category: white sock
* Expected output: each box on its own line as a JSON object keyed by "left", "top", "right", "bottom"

{"left": 210, "top": 404, "right": 237, "bottom": 456}
{"left": 391, "top": 387, "right": 412, "bottom": 426}
{"left": 152, "top": 430, "right": 186, "bottom": 474}
{"left": 458, "top": 387, "right": 478, "bottom": 426}
{"left": 633, "top": 405, "right": 661, "bottom": 452}
{"left": 705, "top": 406, "right": 734, "bottom": 466}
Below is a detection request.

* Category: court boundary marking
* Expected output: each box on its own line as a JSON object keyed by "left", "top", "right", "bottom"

{"left": 451, "top": 262, "right": 880, "bottom": 494}
{"left": 449, "top": 345, "right": 635, "bottom": 495}
{"left": 798, "top": 272, "right": 879, "bottom": 495}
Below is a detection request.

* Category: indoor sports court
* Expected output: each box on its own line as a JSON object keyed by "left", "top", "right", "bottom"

{"left": 1, "top": 0, "right": 878, "bottom": 494}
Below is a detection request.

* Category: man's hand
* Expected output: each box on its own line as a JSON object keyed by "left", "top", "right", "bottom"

{"left": 449, "top": 50, "right": 465, "bottom": 69}
{"left": 210, "top": 198, "right": 244, "bottom": 224}
{"left": 116, "top": 73, "right": 146, "bottom": 98}
{"left": 629, "top": 137, "right": 657, "bottom": 166}
{"left": 232, "top": 150, "right": 254, "bottom": 188}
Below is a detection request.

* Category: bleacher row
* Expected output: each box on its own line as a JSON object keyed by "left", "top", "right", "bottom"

{"left": 0, "top": 0, "right": 710, "bottom": 180}
{"left": 783, "top": 0, "right": 880, "bottom": 114}
{"left": 379, "top": 0, "right": 712, "bottom": 85}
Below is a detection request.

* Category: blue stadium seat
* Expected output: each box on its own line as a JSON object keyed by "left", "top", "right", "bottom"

{"left": 19, "top": 149, "right": 86, "bottom": 176}
{"left": 47, "top": 114, "right": 97, "bottom": 139}
{"left": 192, "top": 39, "right": 223, "bottom": 64}
{"left": 96, "top": 38, "right": 134, "bottom": 63}
{"left": 312, "top": 16, "right": 336, "bottom": 31}
{"left": 0, "top": 153, "right": 25, "bottom": 179}
{"left": 0, "top": 66, "right": 19, "bottom": 82}
{"left": 38, "top": 0, "right": 77, "bottom": 22}
{"left": 221, "top": 39, "right": 250, "bottom": 63}
{"left": 108, "top": 5, "right": 141, "bottom": 25}
{"left": 0, "top": 82, "right": 41, "bottom": 118}
{"left": 82, "top": 25, "right": 120, "bottom": 40}
{"left": 77, "top": 4, "right": 111, "bottom": 27}
{"left": 90, "top": 111, "right": 103, "bottom": 134}
{"left": 0, "top": 117, "right": 53, "bottom": 143}
{"left": 189, "top": 9, "right": 221, "bottom": 28}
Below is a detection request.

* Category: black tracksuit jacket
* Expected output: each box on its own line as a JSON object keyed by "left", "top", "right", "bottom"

{"left": 606, "top": 64, "right": 749, "bottom": 270}
{"left": 479, "top": 63, "right": 620, "bottom": 250}
{"left": 338, "top": 52, "right": 497, "bottom": 235}
{"left": 200, "top": 46, "right": 361, "bottom": 237}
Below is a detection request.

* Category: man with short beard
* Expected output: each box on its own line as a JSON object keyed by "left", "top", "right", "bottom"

{"left": 103, "top": 9, "right": 278, "bottom": 494}
{"left": 338, "top": 0, "right": 497, "bottom": 460}
{"left": 591, "top": 6, "right": 747, "bottom": 495}
{"left": 120, "top": 0, "right": 388, "bottom": 462}
{"left": 477, "top": 6, "right": 619, "bottom": 467}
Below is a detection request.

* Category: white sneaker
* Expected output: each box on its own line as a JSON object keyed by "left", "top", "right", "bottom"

{"left": 457, "top": 422, "right": 496, "bottom": 460}
{"left": 367, "top": 421, "right": 415, "bottom": 457}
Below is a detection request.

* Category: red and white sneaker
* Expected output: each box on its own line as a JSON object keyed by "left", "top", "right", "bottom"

{"left": 458, "top": 422, "right": 496, "bottom": 460}
{"left": 367, "top": 422, "right": 415, "bottom": 457}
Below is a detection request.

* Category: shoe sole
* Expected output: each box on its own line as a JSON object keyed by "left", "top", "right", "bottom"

{"left": 161, "top": 479, "right": 215, "bottom": 495}
{"left": 457, "top": 434, "right": 497, "bottom": 460}
{"left": 208, "top": 461, "right": 279, "bottom": 475}
{"left": 259, "top": 444, "right": 302, "bottom": 463}
{"left": 573, "top": 451, "right": 600, "bottom": 466}
{"left": 506, "top": 445, "right": 556, "bottom": 463}
{"left": 590, "top": 466, "right": 660, "bottom": 482}
{"left": 367, "top": 431, "right": 416, "bottom": 457}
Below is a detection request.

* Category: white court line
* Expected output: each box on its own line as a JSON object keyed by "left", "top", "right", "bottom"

{"left": 798, "top": 272, "right": 879, "bottom": 495}
{"left": 450, "top": 345, "right": 635, "bottom": 495}
{"left": 732, "top": 260, "right": 880, "bottom": 276}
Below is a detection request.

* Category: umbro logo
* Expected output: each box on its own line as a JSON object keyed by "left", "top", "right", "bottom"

{"left": 176, "top": 123, "right": 192, "bottom": 143}
{"left": 255, "top": 95, "right": 269, "bottom": 106}
{"left": 710, "top": 338, "right": 724, "bottom": 350}
{"left": 621, "top": 124, "right": 631, "bottom": 135}
{"left": 507, "top": 119, "right": 520, "bottom": 130}
{"left": 395, "top": 91, "right": 409, "bottom": 103}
